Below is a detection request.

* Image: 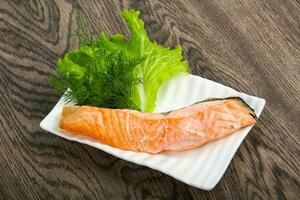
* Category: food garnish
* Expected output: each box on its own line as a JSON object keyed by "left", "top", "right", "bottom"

{"left": 50, "top": 10, "right": 189, "bottom": 112}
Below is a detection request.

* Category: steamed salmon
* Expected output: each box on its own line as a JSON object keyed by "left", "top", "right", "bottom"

{"left": 59, "top": 97, "right": 257, "bottom": 153}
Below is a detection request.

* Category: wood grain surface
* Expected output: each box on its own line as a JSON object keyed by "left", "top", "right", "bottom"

{"left": 0, "top": 0, "right": 299, "bottom": 199}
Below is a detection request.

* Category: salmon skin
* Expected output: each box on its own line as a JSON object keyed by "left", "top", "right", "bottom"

{"left": 59, "top": 97, "right": 257, "bottom": 153}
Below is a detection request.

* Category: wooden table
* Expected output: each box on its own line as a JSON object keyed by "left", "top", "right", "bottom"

{"left": 1, "top": 0, "right": 299, "bottom": 199}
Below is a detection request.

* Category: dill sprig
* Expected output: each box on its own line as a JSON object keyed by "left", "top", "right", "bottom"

{"left": 50, "top": 12, "right": 144, "bottom": 110}
{"left": 74, "top": 12, "right": 96, "bottom": 46}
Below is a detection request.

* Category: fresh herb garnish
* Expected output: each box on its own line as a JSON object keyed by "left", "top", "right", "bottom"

{"left": 74, "top": 12, "right": 96, "bottom": 46}
{"left": 50, "top": 10, "right": 189, "bottom": 112}
{"left": 50, "top": 13, "right": 143, "bottom": 110}
{"left": 50, "top": 48, "right": 143, "bottom": 110}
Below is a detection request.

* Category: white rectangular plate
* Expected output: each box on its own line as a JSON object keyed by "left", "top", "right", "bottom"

{"left": 40, "top": 75, "right": 265, "bottom": 190}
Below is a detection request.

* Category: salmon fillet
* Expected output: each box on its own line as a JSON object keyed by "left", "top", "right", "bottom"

{"left": 59, "top": 97, "right": 257, "bottom": 153}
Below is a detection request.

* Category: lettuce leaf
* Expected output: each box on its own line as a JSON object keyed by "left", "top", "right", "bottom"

{"left": 114, "top": 10, "right": 189, "bottom": 111}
